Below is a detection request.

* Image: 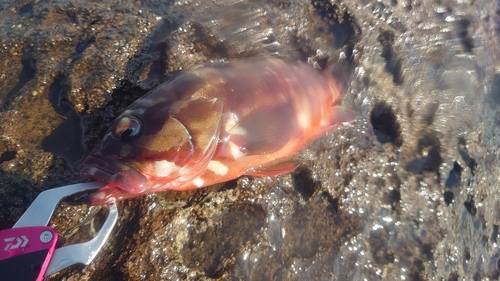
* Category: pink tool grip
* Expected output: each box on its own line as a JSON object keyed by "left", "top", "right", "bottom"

{"left": 0, "top": 226, "right": 58, "bottom": 281}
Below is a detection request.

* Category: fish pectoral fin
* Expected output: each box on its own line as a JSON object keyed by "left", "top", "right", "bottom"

{"left": 227, "top": 104, "right": 295, "bottom": 155}
{"left": 319, "top": 106, "right": 356, "bottom": 135}
{"left": 243, "top": 159, "right": 298, "bottom": 177}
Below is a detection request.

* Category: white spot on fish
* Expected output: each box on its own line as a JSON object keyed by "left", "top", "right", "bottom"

{"left": 230, "top": 126, "right": 247, "bottom": 136}
{"left": 193, "top": 177, "right": 204, "bottom": 187}
{"left": 224, "top": 113, "right": 238, "bottom": 132}
{"left": 87, "top": 167, "right": 99, "bottom": 176}
{"left": 92, "top": 190, "right": 107, "bottom": 201}
{"left": 154, "top": 160, "right": 177, "bottom": 177}
{"left": 229, "top": 142, "right": 246, "bottom": 159}
{"left": 120, "top": 145, "right": 132, "bottom": 157}
{"left": 297, "top": 111, "right": 310, "bottom": 129}
{"left": 207, "top": 160, "right": 229, "bottom": 176}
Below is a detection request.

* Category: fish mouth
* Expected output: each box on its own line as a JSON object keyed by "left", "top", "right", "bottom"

{"left": 80, "top": 155, "right": 148, "bottom": 194}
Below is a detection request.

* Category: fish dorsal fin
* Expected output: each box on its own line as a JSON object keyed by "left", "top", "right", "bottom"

{"left": 244, "top": 159, "right": 298, "bottom": 177}
{"left": 226, "top": 104, "right": 296, "bottom": 156}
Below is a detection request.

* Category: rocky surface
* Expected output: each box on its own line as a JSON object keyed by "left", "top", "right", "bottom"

{"left": 1, "top": 0, "right": 500, "bottom": 280}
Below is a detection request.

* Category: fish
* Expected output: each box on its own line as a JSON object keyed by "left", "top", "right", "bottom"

{"left": 81, "top": 58, "right": 355, "bottom": 205}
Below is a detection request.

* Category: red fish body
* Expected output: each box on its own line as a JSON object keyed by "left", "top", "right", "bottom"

{"left": 81, "top": 58, "right": 355, "bottom": 205}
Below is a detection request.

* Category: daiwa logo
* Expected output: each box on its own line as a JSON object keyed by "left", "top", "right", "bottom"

{"left": 4, "top": 235, "right": 29, "bottom": 251}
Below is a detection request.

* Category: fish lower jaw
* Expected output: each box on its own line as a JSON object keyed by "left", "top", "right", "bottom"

{"left": 88, "top": 189, "right": 117, "bottom": 205}
{"left": 81, "top": 162, "right": 149, "bottom": 194}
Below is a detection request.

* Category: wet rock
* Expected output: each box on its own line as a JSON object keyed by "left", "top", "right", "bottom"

{"left": 282, "top": 193, "right": 360, "bottom": 259}
{"left": 403, "top": 132, "right": 442, "bottom": 174}
{"left": 179, "top": 203, "right": 266, "bottom": 277}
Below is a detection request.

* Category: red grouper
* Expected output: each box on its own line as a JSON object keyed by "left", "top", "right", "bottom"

{"left": 81, "top": 58, "right": 356, "bottom": 205}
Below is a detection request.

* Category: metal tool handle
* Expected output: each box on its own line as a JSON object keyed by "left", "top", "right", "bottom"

{"left": 14, "top": 182, "right": 106, "bottom": 228}
{"left": 44, "top": 203, "right": 118, "bottom": 276}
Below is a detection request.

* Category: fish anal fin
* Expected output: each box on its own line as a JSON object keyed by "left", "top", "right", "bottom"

{"left": 318, "top": 105, "right": 356, "bottom": 135}
{"left": 244, "top": 160, "right": 298, "bottom": 177}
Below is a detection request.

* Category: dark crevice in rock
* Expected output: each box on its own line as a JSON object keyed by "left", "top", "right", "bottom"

{"left": 381, "top": 175, "right": 402, "bottom": 211}
{"left": 490, "top": 73, "right": 500, "bottom": 104}
{"left": 464, "top": 195, "right": 476, "bottom": 216}
{"left": 448, "top": 272, "right": 460, "bottom": 281}
{"left": 445, "top": 161, "right": 462, "bottom": 189}
{"left": 70, "top": 35, "right": 98, "bottom": 64}
{"left": 0, "top": 151, "right": 16, "bottom": 164}
{"left": 311, "top": 0, "right": 360, "bottom": 48}
{"left": 482, "top": 235, "right": 489, "bottom": 247}
{"left": 292, "top": 168, "right": 319, "bottom": 200}
{"left": 47, "top": 75, "right": 73, "bottom": 116}
{"left": 65, "top": 9, "right": 79, "bottom": 24}
{"left": 404, "top": 133, "right": 442, "bottom": 174}
{"left": 388, "top": 188, "right": 401, "bottom": 209}
{"left": 75, "top": 37, "right": 96, "bottom": 55}
{"left": 108, "top": 81, "right": 150, "bottom": 116}
{"left": 492, "top": 225, "right": 499, "bottom": 244}
{"left": 19, "top": 2, "right": 32, "bottom": 16}
{"left": 421, "top": 243, "right": 434, "bottom": 264}
{"left": 320, "top": 191, "right": 339, "bottom": 213}
{"left": 41, "top": 75, "right": 85, "bottom": 168}
{"left": 1, "top": 56, "right": 36, "bottom": 111}
{"left": 469, "top": 158, "right": 478, "bottom": 176}
{"left": 370, "top": 102, "right": 402, "bottom": 146}
{"left": 464, "top": 246, "right": 471, "bottom": 264}
{"left": 220, "top": 179, "right": 238, "bottom": 191}
{"left": 126, "top": 19, "right": 174, "bottom": 89}
{"left": 378, "top": 29, "right": 404, "bottom": 85}
{"left": 456, "top": 19, "right": 474, "bottom": 53}
{"left": 444, "top": 191, "right": 454, "bottom": 205}
{"left": 191, "top": 21, "right": 232, "bottom": 58}
{"left": 457, "top": 137, "right": 477, "bottom": 176}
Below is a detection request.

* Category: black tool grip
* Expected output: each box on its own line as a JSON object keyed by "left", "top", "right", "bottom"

{"left": 0, "top": 249, "right": 49, "bottom": 281}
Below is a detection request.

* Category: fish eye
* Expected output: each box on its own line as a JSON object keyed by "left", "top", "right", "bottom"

{"left": 113, "top": 116, "right": 143, "bottom": 142}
